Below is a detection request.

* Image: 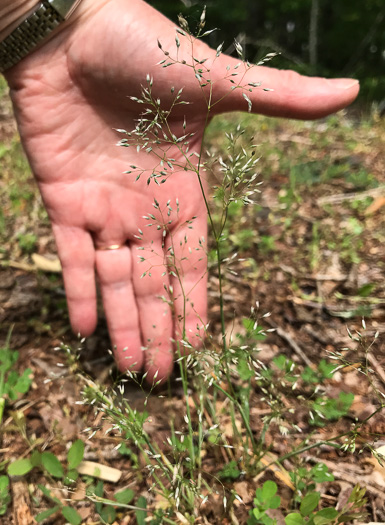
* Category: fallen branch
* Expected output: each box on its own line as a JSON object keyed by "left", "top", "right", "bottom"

{"left": 77, "top": 461, "right": 122, "bottom": 483}
{"left": 266, "top": 320, "right": 313, "bottom": 367}
{"left": 317, "top": 185, "right": 385, "bottom": 206}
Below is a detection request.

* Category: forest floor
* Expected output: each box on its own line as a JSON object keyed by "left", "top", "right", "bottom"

{"left": 1, "top": 77, "right": 385, "bottom": 524}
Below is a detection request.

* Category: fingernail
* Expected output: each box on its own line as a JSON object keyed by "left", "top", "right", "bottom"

{"left": 327, "top": 78, "right": 360, "bottom": 90}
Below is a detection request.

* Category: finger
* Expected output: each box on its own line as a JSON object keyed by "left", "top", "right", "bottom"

{"left": 52, "top": 224, "right": 97, "bottom": 336}
{"left": 95, "top": 246, "right": 144, "bottom": 373}
{"left": 112, "top": 1, "right": 359, "bottom": 120}
{"left": 210, "top": 57, "right": 360, "bottom": 119}
{"left": 131, "top": 240, "right": 174, "bottom": 383}
{"left": 165, "top": 214, "right": 208, "bottom": 354}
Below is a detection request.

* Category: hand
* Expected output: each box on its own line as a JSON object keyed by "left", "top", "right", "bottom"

{"left": 4, "top": 0, "right": 359, "bottom": 382}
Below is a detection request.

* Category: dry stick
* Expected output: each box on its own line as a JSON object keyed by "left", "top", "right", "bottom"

{"left": 317, "top": 185, "right": 385, "bottom": 206}
{"left": 367, "top": 353, "right": 385, "bottom": 390}
{"left": 305, "top": 454, "right": 385, "bottom": 502}
{"left": 266, "top": 320, "right": 313, "bottom": 368}
{"left": 279, "top": 264, "right": 348, "bottom": 282}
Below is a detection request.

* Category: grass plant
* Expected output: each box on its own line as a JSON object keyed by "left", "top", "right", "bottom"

{"left": 1, "top": 10, "right": 385, "bottom": 525}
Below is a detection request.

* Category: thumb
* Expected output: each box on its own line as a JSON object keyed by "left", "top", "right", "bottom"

{"left": 208, "top": 54, "right": 359, "bottom": 119}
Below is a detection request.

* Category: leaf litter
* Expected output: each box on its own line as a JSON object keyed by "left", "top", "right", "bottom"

{"left": 0, "top": 85, "right": 385, "bottom": 523}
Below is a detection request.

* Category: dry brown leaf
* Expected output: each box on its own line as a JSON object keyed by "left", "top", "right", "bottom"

{"left": 365, "top": 444, "right": 385, "bottom": 485}
{"left": 12, "top": 479, "right": 36, "bottom": 525}
{"left": 234, "top": 481, "right": 253, "bottom": 504}
{"left": 365, "top": 196, "right": 385, "bottom": 215}
{"left": 154, "top": 492, "right": 170, "bottom": 511}
{"left": 175, "top": 512, "right": 190, "bottom": 524}
{"left": 77, "top": 507, "right": 92, "bottom": 521}
{"left": 259, "top": 452, "right": 295, "bottom": 490}
{"left": 364, "top": 460, "right": 385, "bottom": 488}
{"left": 32, "top": 253, "right": 62, "bottom": 273}
{"left": 2, "top": 260, "right": 35, "bottom": 272}
{"left": 70, "top": 481, "right": 87, "bottom": 501}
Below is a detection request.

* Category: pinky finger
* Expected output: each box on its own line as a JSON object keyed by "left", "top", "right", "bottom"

{"left": 52, "top": 224, "right": 97, "bottom": 337}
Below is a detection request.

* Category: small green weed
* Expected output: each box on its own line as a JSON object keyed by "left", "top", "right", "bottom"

{"left": 247, "top": 480, "right": 281, "bottom": 525}
{"left": 0, "top": 329, "right": 32, "bottom": 424}
{"left": 17, "top": 231, "right": 37, "bottom": 253}
{"left": 8, "top": 439, "right": 85, "bottom": 524}
{"left": 0, "top": 476, "right": 11, "bottom": 516}
{"left": 247, "top": 479, "right": 367, "bottom": 525}
{"left": 285, "top": 484, "right": 367, "bottom": 524}
{"left": 290, "top": 463, "right": 334, "bottom": 504}
{"left": 85, "top": 479, "right": 139, "bottom": 524}
{"left": 218, "top": 460, "right": 242, "bottom": 481}
{"left": 8, "top": 438, "right": 84, "bottom": 481}
{"left": 310, "top": 392, "right": 354, "bottom": 427}
{"left": 301, "top": 360, "right": 336, "bottom": 384}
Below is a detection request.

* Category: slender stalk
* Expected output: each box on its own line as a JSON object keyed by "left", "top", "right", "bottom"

{"left": 177, "top": 348, "right": 196, "bottom": 471}
{"left": 212, "top": 382, "right": 258, "bottom": 455}
{"left": 259, "top": 403, "right": 385, "bottom": 474}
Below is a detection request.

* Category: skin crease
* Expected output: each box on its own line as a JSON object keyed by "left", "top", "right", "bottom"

{"left": 3, "top": 0, "right": 359, "bottom": 382}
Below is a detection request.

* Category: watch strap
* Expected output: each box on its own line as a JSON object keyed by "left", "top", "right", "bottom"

{"left": 0, "top": 1, "right": 81, "bottom": 73}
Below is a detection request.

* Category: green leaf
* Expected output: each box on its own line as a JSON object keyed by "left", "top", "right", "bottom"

{"left": 0, "top": 475, "right": 9, "bottom": 491}
{"left": 0, "top": 475, "right": 10, "bottom": 515}
{"left": 313, "top": 508, "right": 338, "bottom": 525}
{"left": 94, "top": 480, "right": 104, "bottom": 514}
{"left": 35, "top": 506, "right": 60, "bottom": 522}
{"left": 273, "top": 355, "right": 287, "bottom": 371}
{"left": 13, "top": 368, "right": 32, "bottom": 394}
{"left": 100, "top": 505, "right": 117, "bottom": 524}
{"left": 218, "top": 460, "right": 241, "bottom": 480}
{"left": 285, "top": 513, "right": 305, "bottom": 525}
{"left": 269, "top": 495, "right": 281, "bottom": 509}
{"left": 238, "top": 358, "right": 254, "bottom": 381}
{"left": 261, "top": 515, "right": 275, "bottom": 525}
{"left": 61, "top": 506, "right": 82, "bottom": 525}
{"left": 41, "top": 452, "right": 64, "bottom": 478}
{"left": 30, "top": 450, "right": 42, "bottom": 468}
{"left": 114, "top": 488, "right": 135, "bottom": 504}
{"left": 311, "top": 463, "right": 334, "bottom": 483}
{"left": 64, "top": 469, "right": 79, "bottom": 485}
{"left": 348, "top": 484, "right": 366, "bottom": 504}
{"left": 318, "top": 360, "right": 336, "bottom": 380}
{"left": 136, "top": 496, "right": 147, "bottom": 525}
{"left": 357, "top": 283, "right": 375, "bottom": 297}
{"left": 301, "top": 367, "right": 319, "bottom": 384}
{"left": 38, "top": 484, "right": 61, "bottom": 505}
{"left": 261, "top": 480, "right": 278, "bottom": 502}
{"left": 67, "top": 440, "right": 84, "bottom": 470}
{"left": 300, "top": 492, "right": 320, "bottom": 516}
{"left": 7, "top": 458, "right": 33, "bottom": 477}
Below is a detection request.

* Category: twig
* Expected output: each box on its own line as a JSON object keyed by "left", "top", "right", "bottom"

{"left": 280, "top": 264, "right": 347, "bottom": 282}
{"left": 77, "top": 461, "right": 122, "bottom": 482}
{"left": 266, "top": 320, "right": 313, "bottom": 367}
{"left": 302, "top": 325, "right": 330, "bottom": 345}
{"left": 317, "top": 185, "right": 385, "bottom": 206}
{"left": 304, "top": 455, "right": 385, "bottom": 501}
{"left": 367, "top": 353, "right": 385, "bottom": 390}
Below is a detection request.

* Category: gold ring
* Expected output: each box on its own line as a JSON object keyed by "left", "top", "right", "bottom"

{"left": 97, "top": 244, "right": 125, "bottom": 251}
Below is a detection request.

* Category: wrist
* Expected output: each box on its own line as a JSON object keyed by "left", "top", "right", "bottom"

{"left": 0, "top": 0, "right": 88, "bottom": 75}
{"left": 0, "top": 0, "right": 38, "bottom": 38}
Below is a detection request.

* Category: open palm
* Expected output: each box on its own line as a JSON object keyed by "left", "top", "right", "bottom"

{"left": 5, "top": 0, "right": 359, "bottom": 381}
